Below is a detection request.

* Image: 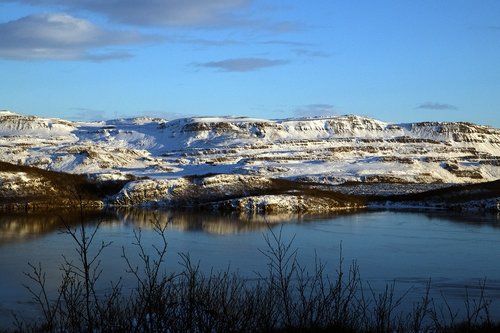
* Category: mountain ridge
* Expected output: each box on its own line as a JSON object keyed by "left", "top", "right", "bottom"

{"left": 0, "top": 111, "right": 498, "bottom": 185}
{"left": 0, "top": 110, "right": 498, "bottom": 212}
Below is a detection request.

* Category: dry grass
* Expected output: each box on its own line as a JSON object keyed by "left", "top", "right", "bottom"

{"left": 368, "top": 179, "right": 500, "bottom": 204}
{"left": 0, "top": 161, "right": 129, "bottom": 209}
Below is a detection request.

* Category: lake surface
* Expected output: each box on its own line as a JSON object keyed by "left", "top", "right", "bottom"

{"left": 1, "top": 209, "right": 500, "bottom": 328}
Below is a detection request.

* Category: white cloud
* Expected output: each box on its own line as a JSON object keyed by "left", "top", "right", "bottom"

{"left": 294, "top": 104, "right": 338, "bottom": 117}
{"left": 0, "top": 13, "right": 156, "bottom": 60}
{"left": 88, "top": 0, "right": 249, "bottom": 27}
{"left": 0, "top": 0, "right": 302, "bottom": 32}
{"left": 69, "top": 107, "right": 107, "bottom": 121}
{"left": 259, "top": 40, "right": 312, "bottom": 47}
{"left": 199, "top": 57, "right": 289, "bottom": 72}
{"left": 1, "top": 0, "right": 251, "bottom": 27}
{"left": 0, "top": 1, "right": 309, "bottom": 63}
{"left": 415, "top": 102, "right": 458, "bottom": 111}
{"left": 292, "top": 48, "right": 329, "bottom": 58}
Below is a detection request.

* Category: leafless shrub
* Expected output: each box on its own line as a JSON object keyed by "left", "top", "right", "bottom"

{"left": 13, "top": 214, "right": 500, "bottom": 333}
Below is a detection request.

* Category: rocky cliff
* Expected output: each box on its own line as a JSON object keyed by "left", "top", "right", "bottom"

{"left": 0, "top": 111, "right": 498, "bottom": 186}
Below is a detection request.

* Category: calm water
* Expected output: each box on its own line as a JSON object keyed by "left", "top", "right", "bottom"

{"left": 0, "top": 209, "right": 499, "bottom": 328}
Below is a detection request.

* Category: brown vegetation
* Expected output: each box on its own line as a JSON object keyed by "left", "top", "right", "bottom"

{"left": 0, "top": 161, "right": 129, "bottom": 210}
{"left": 367, "top": 179, "right": 500, "bottom": 204}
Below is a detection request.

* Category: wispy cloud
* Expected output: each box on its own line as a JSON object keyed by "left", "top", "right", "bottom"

{"left": 198, "top": 57, "right": 289, "bottom": 72}
{"left": 86, "top": 0, "right": 251, "bottom": 27}
{"left": 177, "top": 37, "right": 244, "bottom": 47}
{"left": 0, "top": 13, "right": 157, "bottom": 60}
{"left": 1, "top": 0, "right": 304, "bottom": 32}
{"left": 292, "top": 48, "right": 329, "bottom": 58}
{"left": 256, "top": 20, "right": 304, "bottom": 33}
{"left": 415, "top": 102, "right": 458, "bottom": 111}
{"left": 258, "top": 40, "right": 328, "bottom": 59}
{"left": 69, "top": 107, "right": 107, "bottom": 121}
{"left": 0, "top": 0, "right": 248, "bottom": 26}
{"left": 294, "top": 104, "right": 338, "bottom": 117}
{"left": 259, "top": 40, "right": 312, "bottom": 47}
{"left": 146, "top": 110, "right": 194, "bottom": 120}
{"left": 0, "top": 1, "right": 310, "bottom": 67}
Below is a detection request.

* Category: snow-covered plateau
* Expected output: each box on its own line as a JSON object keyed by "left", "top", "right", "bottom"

{"left": 0, "top": 111, "right": 498, "bottom": 212}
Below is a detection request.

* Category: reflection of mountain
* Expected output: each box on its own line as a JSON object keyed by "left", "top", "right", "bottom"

{"left": 365, "top": 209, "right": 500, "bottom": 227}
{"left": 2, "top": 208, "right": 498, "bottom": 245}
{"left": 0, "top": 209, "right": 283, "bottom": 244}
{"left": 114, "top": 207, "right": 371, "bottom": 235}
{"left": 422, "top": 211, "right": 500, "bottom": 227}
{"left": 0, "top": 210, "right": 116, "bottom": 245}
{"left": 0, "top": 213, "right": 64, "bottom": 243}
{"left": 114, "top": 208, "right": 284, "bottom": 235}
{"left": 0, "top": 208, "right": 317, "bottom": 244}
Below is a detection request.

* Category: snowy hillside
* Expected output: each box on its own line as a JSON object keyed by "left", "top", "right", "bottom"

{"left": 0, "top": 111, "right": 499, "bottom": 185}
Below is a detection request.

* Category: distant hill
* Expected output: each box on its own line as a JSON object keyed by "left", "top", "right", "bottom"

{"left": 0, "top": 111, "right": 498, "bottom": 212}
{"left": 0, "top": 111, "right": 498, "bottom": 185}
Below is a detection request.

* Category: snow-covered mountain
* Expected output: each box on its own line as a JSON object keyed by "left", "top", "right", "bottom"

{"left": 0, "top": 110, "right": 499, "bottom": 185}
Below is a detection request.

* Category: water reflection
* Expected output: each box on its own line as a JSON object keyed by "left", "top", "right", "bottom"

{"left": 115, "top": 208, "right": 271, "bottom": 234}
{"left": 422, "top": 210, "right": 500, "bottom": 227}
{"left": 1, "top": 209, "right": 500, "bottom": 329}
{"left": 116, "top": 208, "right": 368, "bottom": 234}
{"left": 0, "top": 208, "right": 300, "bottom": 244}
{"left": 0, "top": 210, "right": 114, "bottom": 245}
{"left": 1, "top": 208, "right": 498, "bottom": 245}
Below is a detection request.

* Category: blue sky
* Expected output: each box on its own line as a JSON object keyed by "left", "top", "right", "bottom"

{"left": 0, "top": 0, "right": 499, "bottom": 126}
